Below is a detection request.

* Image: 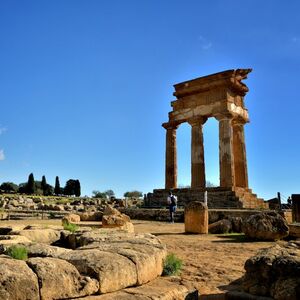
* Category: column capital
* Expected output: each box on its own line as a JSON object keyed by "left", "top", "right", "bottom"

{"left": 215, "top": 113, "right": 234, "bottom": 122}
{"left": 162, "top": 121, "right": 179, "bottom": 130}
{"left": 187, "top": 116, "right": 207, "bottom": 126}
{"left": 232, "top": 117, "right": 248, "bottom": 126}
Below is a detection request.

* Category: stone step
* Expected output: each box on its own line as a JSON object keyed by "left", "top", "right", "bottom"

{"left": 74, "top": 278, "right": 197, "bottom": 300}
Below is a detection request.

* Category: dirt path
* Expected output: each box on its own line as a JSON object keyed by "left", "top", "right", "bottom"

{"left": 132, "top": 220, "right": 275, "bottom": 295}
{"left": 0, "top": 219, "right": 276, "bottom": 296}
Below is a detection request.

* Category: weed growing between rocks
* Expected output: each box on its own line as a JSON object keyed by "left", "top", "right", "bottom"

{"left": 63, "top": 223, "right": 78, "bottom": 233}
{"left": 6, "top": 245, "right": 28, "bottom": 260}
{"left": 163, "top": 253, "right": 183, "bottom": 276}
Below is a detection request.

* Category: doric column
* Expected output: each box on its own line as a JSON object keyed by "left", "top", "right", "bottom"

{"left": 232, "top": 118, "right": 249, "bottom": 188}
{"left": 217, "top": 115, "right": 235, "bottom": 188}
{"left": 163, "top": 122, "right": 179, "bottom": 189}
{"left": 188, "top": 117, "right": 207, "bottom": 188}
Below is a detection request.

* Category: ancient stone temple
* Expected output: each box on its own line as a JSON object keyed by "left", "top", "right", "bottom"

{"left": 147, "top": 69, "right": 268, "bottom": 209}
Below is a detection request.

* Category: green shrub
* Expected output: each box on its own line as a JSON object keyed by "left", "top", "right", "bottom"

{"left": 163, "top": 253, "right": 183, "bottom": 276}
{"left": 6, "top": 245, "right": 28, "bottom": 260}
{"left": 63, "top": 222, "right": 78, "bottom": 233}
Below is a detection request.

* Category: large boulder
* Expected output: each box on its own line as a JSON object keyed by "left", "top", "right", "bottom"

{"left": 102, "top": 205, "right": 134, "bottom": 233}
{"left": 208, "top": 219, "right": 232, "bottom": 234}
{"left": 60, "top": 249, "right": 138, "bottom": 293}
{"left": 26, "top": 243, "right": 72, "bottom": 258}
{"left": 242, "top": 212, "right": 289, "bottom": 240}
{"left": 0, "top": 257, "right": 39, "bottom": 300}
{"left": 243, "top": 244, "right": 300, "bottom": 299}
{"left": 62, "top": 213, "right": 81, "bottom": 224}
{"left": 0, "top": 235, "right": 32, "bottom": 252}
{"left": 79, "top": 211, "right": 103, "bottom": 221}
{"left": 79, "top": 241, "right": 166, "bottom": 285}
{"left": 27, "top": 257, "right": 99, "bottom": 299}
{"left": 9, "top": 228, "right": 61, "bottom": 244}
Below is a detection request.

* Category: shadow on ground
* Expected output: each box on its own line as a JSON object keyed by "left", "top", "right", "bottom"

{"left": 211, "top": 234, "right": 260, "bottom": 243}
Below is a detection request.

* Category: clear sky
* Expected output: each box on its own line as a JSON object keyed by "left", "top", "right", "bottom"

{"left": 0, "top": 1, "right": 299, "bottom": 200}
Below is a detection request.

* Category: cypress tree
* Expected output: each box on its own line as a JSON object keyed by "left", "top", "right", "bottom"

{"left": 54, "top": 176, "right": 60, "bottom": 195}
{"left": 41, "top": 175, "right": 47, "bottom": 195}
{"left": 27, "top": 173, "right": 35, "bottom": 194}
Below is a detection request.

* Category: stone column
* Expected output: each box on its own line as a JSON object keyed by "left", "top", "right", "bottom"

{"left": 232, "top": 119, "right": 249, "bottom": 188}
{"left": 217, "top": 115, "right": 235, "bottom": 188}
{"left": 163, "top": 123, "right": 178, "bottom": 189}
{"left": 292, "top": 194, "right": 300, "bottom": 222}
{"left": 188, "top": 117, "right": 207, "bottom": 189}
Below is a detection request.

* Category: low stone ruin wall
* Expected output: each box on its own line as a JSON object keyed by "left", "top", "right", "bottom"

{"left": 119, "top": 208, "right": 292, "bottom": 224}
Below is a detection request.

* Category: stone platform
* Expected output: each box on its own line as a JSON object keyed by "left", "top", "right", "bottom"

{"left": 146, "top": 187, "right": 268, "bottom": 209}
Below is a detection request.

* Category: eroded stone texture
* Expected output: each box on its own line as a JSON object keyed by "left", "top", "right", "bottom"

{"left": 27, "top": 257, "right": 99, "bottom": 299}
{"left": 184, "top": 201, "right": 208, "bottom": 234}
{"left": 242, "top": 212, "right": 289, "bottom": 241}
{"left": 0, "top": 257, "right": 39, "bottom": 300}
{"left": 0, "top": 225, "right": 167, "bottom": 298}
{"left": 9, "top": 228, "right": 61, "bottom": 244}
{"left": 60, "top": 249, "right": 138, "bottom": 294}
{"left": 73, "top": 277, "right": 191, "bottom": 300}
{"left": 243, "top": 244, "right": 300, "bottom": 299}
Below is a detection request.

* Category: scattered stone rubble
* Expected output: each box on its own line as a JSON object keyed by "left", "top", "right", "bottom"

{"left": 0, "top": 195, "right": 143, "bottom": 216}
{"left": 0, "top": 224, "right": 170, "bottom": 299}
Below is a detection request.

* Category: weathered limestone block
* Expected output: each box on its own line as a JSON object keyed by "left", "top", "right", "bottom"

{"left": 0, "top": 257, "right": 39, "bottom": 300}
{"left": 242, "top": 212, "right": 289, "bottom": 240}
{"left": 102, "top": 205, "right": 134, "bottom": 232}
{"left": 9, "top": 228, "right": 61, "bottom": 244}
{"left": 60, "top": 249, "right": 138, "bottom": 293}
{"left": 26, "top": 243, "right": 72, "bottom": 258}
{"left": 73, "top": 277, "right": 191, "bottom": 300}
{"left": 62, "top": 213, "right": 81, "bottom": 224}
{"left": 0, "top": 211, "right": 8, "bottom": 220}
{"left": 243, "top": 244, "right": 300, "bottom": 299}
{"left": 0, "top": 235, "right": 32, "bottom": 252}
{"left": 27, "top": 257, "right": 99, "bottom": 299}
{"left": 208, "top": 219, "right": 232, "bottom": 234}
{"left": 79, "top": 211, "right": 103, "bottom": 221}
{"left": 80, "top": 240, "right": 167, "bottom": 285}
{"left": 184, "top": 201, "right": 208, "bottom": 234}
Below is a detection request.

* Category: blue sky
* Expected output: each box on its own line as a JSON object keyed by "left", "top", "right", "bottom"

{"left": 0, "top": 1, "right": 299, "bottom": 200}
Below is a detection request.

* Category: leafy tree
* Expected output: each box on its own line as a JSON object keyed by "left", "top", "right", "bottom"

{"left": 27, "top": 173, "right": 35, "bottom": 194}
{"left": 0, "top": 182, "right": 18, "bottom": 193}
{"left": 64, "top": 179, "right": 81, "bottom": 197}
{"left": 206, "top": 181, "right": 217, "bottom": 187}
{"left": 75, "top": 180, "right": 81, "bottom": 197}
{"left": 18, "top": 183, "right": 27, "bottom": 194}
{"left": 104, "top": 189, "right": 115, "bottom": 198}
{"left": 92, "top": 190, "right": 107, "bottom": 198}
{"left": 123, "top": 190, "right": 143, "bottom": 198}
{"left": 54, "top": 176, "right": 61, "bottom": 195}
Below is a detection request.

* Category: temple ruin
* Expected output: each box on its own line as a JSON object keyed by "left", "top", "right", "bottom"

{"left": 148, "top": 69, "right": 268, "bottom": 209}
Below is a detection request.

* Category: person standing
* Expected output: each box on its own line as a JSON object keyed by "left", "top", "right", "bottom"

{"left": 167, "top": 191, "right": 177, "bottom": 223}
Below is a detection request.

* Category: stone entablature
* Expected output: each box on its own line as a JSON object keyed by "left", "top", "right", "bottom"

{"left": 162, "top": 69, "right": 252, "bottom": 191}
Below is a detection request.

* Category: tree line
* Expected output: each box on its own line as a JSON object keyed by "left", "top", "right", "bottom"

{"left": 92, "top": 190, "right": 143, "bottom": 199}
{"left": 0, "top": 173, "right": 81, "bottom": 197}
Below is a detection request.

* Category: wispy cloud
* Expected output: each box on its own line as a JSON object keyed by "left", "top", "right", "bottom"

{"left": 198, "top": 35, "right": 212, "bottom": 50}
{"left": 0, "top": 127, "right": 7, "bottom": 135}
{"left": 0, "top": 150, "right": 5, "bottom": 161}
{"left": 291, "top": 36, "right": 299, "bottom": 43}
